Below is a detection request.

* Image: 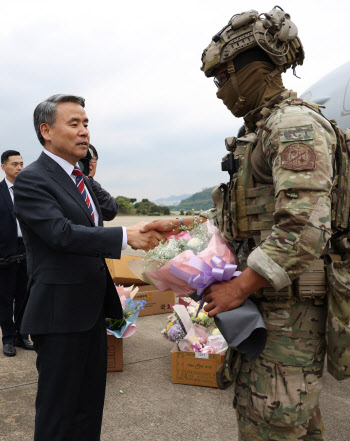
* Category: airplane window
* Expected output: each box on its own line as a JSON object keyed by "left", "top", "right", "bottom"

{"left": 343, "top": 76, "right": 350, "bottom": 113}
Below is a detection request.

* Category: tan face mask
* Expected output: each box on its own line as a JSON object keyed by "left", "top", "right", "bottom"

{"left": 216, "top": 61, "right": 285, "bottom": 117}
{"left": 216, "top": 77, "right": 240, "bottom": 115}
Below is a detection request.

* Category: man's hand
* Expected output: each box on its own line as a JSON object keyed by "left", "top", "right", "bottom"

{"left": 203, "top": 267, "right": 269, "bottom": 317}
{"left": 140, "top": 216, "right": 207, "bottom": 238}
{"left": 203, "top": 279, "right": 248, "bottom": 317}
{"left": 139, "top": 219, "right": 182, "bottom": 238}
{"left": 126, "top": 224, "right": 164, "bottom": 251}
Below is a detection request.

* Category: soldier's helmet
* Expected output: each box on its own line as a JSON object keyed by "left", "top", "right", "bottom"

{"left": 201, "top": 6, "right": 304, "bottom": 77}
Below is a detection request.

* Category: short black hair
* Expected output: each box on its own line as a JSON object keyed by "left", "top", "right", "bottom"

{"left": 1, "top": 150, "right": 21, "bottom": 164}
{"left": 89, "top": 144, "right": 98, "bottom": 160}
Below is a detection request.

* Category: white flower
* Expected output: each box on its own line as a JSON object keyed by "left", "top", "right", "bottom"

{"left": 144, "top": 222, "right": 211, "bottom": 263}
{"left": 187, "top": 238, "right": 201, "bottom": 248}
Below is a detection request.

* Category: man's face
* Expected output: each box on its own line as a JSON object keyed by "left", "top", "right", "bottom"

{"left": 88, "top": 155, "right": 97, "bottom": 178}
{"left": 1, "top": 155, "right": 23, "bottom": 183}
{"left": 41, "top": 102, "right": 90, "bottom": 165}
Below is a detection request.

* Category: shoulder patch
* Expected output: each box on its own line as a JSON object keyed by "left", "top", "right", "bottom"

{"left": 279, "top": 124, "right": 314, "bottom": 142}
{"left": 281, "top": 143, "right": 316, "bottom": 171}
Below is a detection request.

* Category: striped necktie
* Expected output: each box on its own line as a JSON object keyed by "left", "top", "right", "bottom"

{"left": 72, "top": 166, "right": 95, "bottom": 222}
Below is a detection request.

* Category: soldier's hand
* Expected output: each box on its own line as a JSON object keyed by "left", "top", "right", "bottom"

{"left": 139, "top": 219, "right": 183, "bottom": 238}
{"left": 126, "top": 225, "right": 164, "bottom": 251}
{"left": 140, "top": 216, "right": 207, "bottom": 238}
{"left": 203, "top": 279, "right": 248, "bottom": 317}
{"left": 203, "top": 266, "right": 269, "bottom": 317}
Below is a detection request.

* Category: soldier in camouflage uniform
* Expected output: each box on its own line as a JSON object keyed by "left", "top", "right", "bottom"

{"left": 142, "top": 6, "right": 336, "bottom": 440}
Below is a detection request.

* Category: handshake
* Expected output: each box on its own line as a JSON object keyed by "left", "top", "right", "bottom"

{"left": 126, "top": 221, "right": 165, "bottom": 251}
{"left": 125, "top": 217, "right": 206, "bottom": 251}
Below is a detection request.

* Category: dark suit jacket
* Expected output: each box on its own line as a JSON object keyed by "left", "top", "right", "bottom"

{"left": 13, "top": 152, "right": 123, "bottom": 335}
{"left": 0, "top": 179, "right": 19, "bottom": 258}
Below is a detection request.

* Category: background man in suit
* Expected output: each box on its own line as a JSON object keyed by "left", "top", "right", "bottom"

{"left": 0, "top": 150, "right": 34, "bottom": 356}
{"left": 87, "top": 143, "right": 120, "bottom": 221}
{"left": 13, "top": 94, "right": 163, "bottom": 441}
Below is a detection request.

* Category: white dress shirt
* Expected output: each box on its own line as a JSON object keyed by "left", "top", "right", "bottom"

{"left": 5, "top": 177, "right": 23, "bottom": 238}
{"left": 43, "top": 150, "right": 127, "bottom": 249}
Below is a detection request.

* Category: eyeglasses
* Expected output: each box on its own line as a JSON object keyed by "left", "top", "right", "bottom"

{"left": 90, "top": 158, "right": 98, "bottom": 164}
{"left": 213, "top": 70, "right": 230, "bottom": 89}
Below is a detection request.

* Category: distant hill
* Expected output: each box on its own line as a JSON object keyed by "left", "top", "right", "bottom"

{"left": 154, "top": 194, "right": 191, "bottom": 206}
{"left": 177, "top": 187, "right": 215, "bottom": 211}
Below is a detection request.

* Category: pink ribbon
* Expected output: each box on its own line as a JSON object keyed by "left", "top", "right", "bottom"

{"left": 170, "top": 256, "right": 241, "bottom": 315}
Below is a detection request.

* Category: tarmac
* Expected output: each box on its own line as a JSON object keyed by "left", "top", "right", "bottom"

{"left": 1, "top": 216, "right": 350, "bottom": 440}
{"left": 1, "top": 314, "right": 350, "bottom": 441}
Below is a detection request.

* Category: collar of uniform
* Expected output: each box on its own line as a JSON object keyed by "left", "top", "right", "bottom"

{"left": 244, "top": 89, "right": 297, "bottom": 132}
{"left": 43, "top": 149, "right": 79, "bottom": 177}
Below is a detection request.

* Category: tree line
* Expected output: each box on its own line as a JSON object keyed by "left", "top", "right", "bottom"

{"left": 115, "top": 197, "right": 170, "bottom": 215}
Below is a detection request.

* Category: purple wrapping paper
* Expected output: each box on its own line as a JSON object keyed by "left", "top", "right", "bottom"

{"left": 170, "top": 256, "right": 241, "bottom": 315}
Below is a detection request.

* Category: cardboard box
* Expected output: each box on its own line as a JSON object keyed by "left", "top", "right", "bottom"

{"left": 133, "top": 285, "right": 175, "bottom": 317}
{"left": 107, "top": 334, "right": 123, "bottom": 372}
{"left": 106, "top": 255, "right": 147, "bottom": 286}
{"left": 171, "top": 345, "right": 225, "bottom": 388}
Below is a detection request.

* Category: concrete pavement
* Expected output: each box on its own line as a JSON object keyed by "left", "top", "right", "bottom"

{"left": 1, "top": 312, "right": 350, "bottom": 440}
{"left": 0, "top": 314, "right": 237, "bottom": 441}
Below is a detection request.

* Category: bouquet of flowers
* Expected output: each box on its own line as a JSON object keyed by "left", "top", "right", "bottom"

{"left": 130, "top": 220, "right": 268, "bottom": 362}
{"left": 106, "top": 285, "right": 146, "bottom": 338}
{"left": 162, "top": 298, "right": 227, "bottom": 354}
{"left": 129, "top": 220, "right": 241, "bottom": 312}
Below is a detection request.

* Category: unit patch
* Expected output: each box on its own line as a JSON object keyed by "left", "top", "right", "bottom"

{"left": 281, "top": 143, "right": 316, "bottom": 171}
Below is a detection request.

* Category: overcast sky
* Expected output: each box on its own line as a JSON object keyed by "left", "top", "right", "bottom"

{"left": 1, "top": 0, "right": 349, "bottom": 201}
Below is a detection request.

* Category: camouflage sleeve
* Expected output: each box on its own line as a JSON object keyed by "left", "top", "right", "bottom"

{"left": 247, "top": 105, "right": 336, "bottom": 290}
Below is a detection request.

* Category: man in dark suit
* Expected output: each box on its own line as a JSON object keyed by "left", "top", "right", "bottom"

{"left": 13, "top": 94, "right": 163, "bottom": 441}
{"left": 0, "top": 150, "right": 34, "bottom": 356}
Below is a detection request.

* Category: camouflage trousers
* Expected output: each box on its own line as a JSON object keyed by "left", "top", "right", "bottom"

{"left": 234, "top": 299, "right": 327, "bottom": 441}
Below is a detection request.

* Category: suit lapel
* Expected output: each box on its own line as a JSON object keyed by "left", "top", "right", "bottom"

{"left": 38, "top": 153, "right": 95, "bottom": 226}
{"left": 0, "top": 179, "right": 16, "bottom": 222}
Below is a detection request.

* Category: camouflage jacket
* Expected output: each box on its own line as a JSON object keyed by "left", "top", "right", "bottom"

{"left": 203, "top": 90, "right": 337, "bottom": 291}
